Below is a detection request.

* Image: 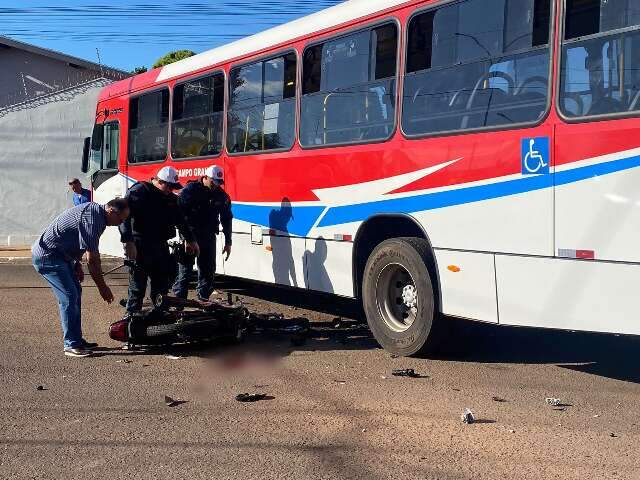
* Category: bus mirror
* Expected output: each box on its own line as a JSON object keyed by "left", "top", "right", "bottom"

{"left": 81, "top": 137, "right": 90, "bottom": 173}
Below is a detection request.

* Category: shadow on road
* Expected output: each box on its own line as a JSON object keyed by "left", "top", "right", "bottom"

{"left": 218, "top": 276, "right": 640, "bottom": 384}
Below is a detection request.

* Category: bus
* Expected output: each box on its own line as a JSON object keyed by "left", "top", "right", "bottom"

{"left": 82, "top": 0, "right": 640, "bottom": 355}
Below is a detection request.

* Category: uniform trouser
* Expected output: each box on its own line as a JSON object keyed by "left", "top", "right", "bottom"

{"left": 126, "top": 240, "right": 173, "bottom": 313}
{"left": 172, "top": 233, "right": 216, "bottom": 301}
{"left": 32, "top": 254, "right": 83, "bottom": 349}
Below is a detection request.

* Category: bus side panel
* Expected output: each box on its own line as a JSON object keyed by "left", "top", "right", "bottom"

{"left": 434, "top": 249, "right": 498, "bottom": 323}
{"left": 496, "top": 255, "right": 640, "bottom": 335}
{"left": 303, "top": 238, "right": 354, "bottom": 296}
{"left": 224, "top": 231, "right": 307, "bottom": 288}
{"left": 555, "top": 120, "right": 640, "bottom": 263}
{"left": 94, "top": 173, "right": 129, "bottom": 257}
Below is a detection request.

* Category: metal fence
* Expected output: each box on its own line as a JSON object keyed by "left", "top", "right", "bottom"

{"left": 1, "top": 68, "right": 129, "bottom": 109}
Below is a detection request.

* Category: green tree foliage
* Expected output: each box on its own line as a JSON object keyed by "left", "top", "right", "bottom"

{"left": 132, "top": 66, "right": 148, "bottom": 74}
{"left": 153, "top": 50, "right": 196, "bottom": 68}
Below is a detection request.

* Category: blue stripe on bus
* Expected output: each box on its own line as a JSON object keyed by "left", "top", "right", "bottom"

{"left": 232, "top": 203, "right": 325, "bottom": 237}
{"left": 318, "top": 154, "right": 640, "bottom": 228}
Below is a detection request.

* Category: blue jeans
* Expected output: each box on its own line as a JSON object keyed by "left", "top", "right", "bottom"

{"left": 32, "top": 254, "right": 83, "bottom": 349}
{"left": 172, "top": 234, "right": 216, "bottom": 301}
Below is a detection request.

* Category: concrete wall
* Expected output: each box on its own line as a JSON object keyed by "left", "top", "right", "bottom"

{"left": 0, "top": 79, "right": 110, "bottom": 247}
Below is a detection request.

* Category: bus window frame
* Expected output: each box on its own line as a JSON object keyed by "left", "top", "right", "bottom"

{"left": 126, "top": 85, "right": 171, "bottom": 166}
{"left": 170, "top": 69, "right": 226, "bottom": 162}
{"left": 555, "top": 0, "right": 640, "bottom": 124}
{"left": 400, "top": 0, "right": 556, "bottom": 141}
{"left": 298, "top": 17, "right": 401, "bottom": 151}
{"left": 226, "top": 48, "right": 299, "bottom": 157}
{"left": 90, "top": 119, "right": 120, "bottom": 174}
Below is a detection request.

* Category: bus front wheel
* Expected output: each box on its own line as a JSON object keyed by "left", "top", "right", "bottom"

{"left": 362, "top": 237, "right": 438, "bottom": 356}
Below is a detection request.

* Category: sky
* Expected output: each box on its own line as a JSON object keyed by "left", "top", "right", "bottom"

{"left": 0, "top": 0, "right": 343, "bottom": 72}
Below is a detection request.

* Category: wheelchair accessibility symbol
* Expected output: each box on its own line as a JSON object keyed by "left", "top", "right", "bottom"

{"left": 521, "top": 137, "right": 550, "bottom": 175}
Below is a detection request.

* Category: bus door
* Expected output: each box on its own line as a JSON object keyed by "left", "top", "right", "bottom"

{"left": 87, "top": 120, "right": 127, "bottom": 256}
{"left": 555, "top": 0, "right": 640, "bottom": 263}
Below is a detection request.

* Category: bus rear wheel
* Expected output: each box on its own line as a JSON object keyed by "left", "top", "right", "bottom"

{"left": 362, "top": 237, "right": 438, "bottom": 356}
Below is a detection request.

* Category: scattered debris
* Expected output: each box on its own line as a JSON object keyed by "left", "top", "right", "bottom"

{"left": 164, "top": 395, "right": 186, "bottom": 407}
{"left": 452, "top": 388, "right": 461, "bottom": 392}
{"left": 609, "top": 432, "right": 617, "bottom": 438}
{"left": 508, "top": 429, "right": 515, "bottom": 433}
{"left": 236, "top": 393, "right": 268, "bottom": 402}
{"left": 36, "top": 385, "right": 45, "bottom": 391}
{"left": 545, "top": 397, "right": 562, "bottom": 406}
{"left": 492, "top": 396, "right": 507, "bottom": 403}
{"left": 165, "top": 355, "right": 184, "bottom": 360}
{"left": 553, "top": 407, "right": 566, "bottom": 412}
{"left": 253, "top": 384, "right": 270, "bottom": 389}
{"left": 392, "top": 368, "right": 421, "bottom": 378}
{"left": 361, "top": 428, "right": 367, "bottom": 433}
{"left": 334, "top": 380, "right": 347, "bottom": 385}
{"left": 390, "top": 354, "right": 399, "bottom": 359}
{"left": 593, "top": 414, "right": 600, "bottom": 418}
{"left": 380, "top": 375, "right": 387, "bottom": 379}
{"left": 461, "top": 408, "right": 475, "bottom": 424}
{"left": 116, "top": 359, "right": 132, "bottom": 364}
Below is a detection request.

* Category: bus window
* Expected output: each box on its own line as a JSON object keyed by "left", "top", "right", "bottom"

{"left": 402, "top": 0, "right": 551, "bottom": 136}
{"left": 128, "top": 89, "right": 169, "bottom": 163}
{"left": 172, "top": 73, "right": 224, "bottom": 159}
{"left": 89, "top": 122, "right": 119, "bottom": 172}
{"left": 227, "top": 52, "right": 296, "bottom": 154}
{"left": 300, "top": 23, "right": 398, "bottom": 147}
{"left": 560, "top": 0, "right": 640, "bottom": 118}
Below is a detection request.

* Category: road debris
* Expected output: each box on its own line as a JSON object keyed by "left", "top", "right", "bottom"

{"left": 492, "top": 396, "right": 507, "bottom": 402}
{"left": 116, "top": 359, "right": 132, "bottom": 364}
{"left": 593, "top": 414, "right": 600, "bottom": 418}
{"left": 392, "top": 368, "right": 421, "bottom": 378}
{"left": 166, "top": 355, "right": 184, "bottom": 360}
{"left": 508, "top": 429, "right": 515, "bottom": 433}
{"left": 236, "top": 393, "right": 268, "bottom": 402}
{"left": 609, "top": 432, "right": 617, "bottom": 438}
{"left": 164, "top": 395, "right": 186, "bottom": 407}
{"left": 390, "top": 354, "right": 399, "bottom": 359}
{"left": 334, "top": 380, "right": 347, "bottom": 385}
{"left": 553, "top": 407, "right": 566, "bottom": 411}
{"left": 36, "top": 385, "right": 45, "bottom": 391}
{"left": 461, "top": 408, "right": 475, "bottom": 424}
{"left": 545, "top": 397, "right": 562, "bottom": 406}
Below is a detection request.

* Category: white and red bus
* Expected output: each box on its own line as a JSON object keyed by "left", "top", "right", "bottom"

{"left": 83, "top": 0, "right": 640, "bottom": 355}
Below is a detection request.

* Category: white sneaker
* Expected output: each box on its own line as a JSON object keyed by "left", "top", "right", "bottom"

{"left": 64, "top": 347, "right": 93, "bottom": 358}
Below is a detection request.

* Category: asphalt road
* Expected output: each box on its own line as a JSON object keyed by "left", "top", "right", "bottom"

{"left": 1, "top": 263, "right": 639, "bottom": 480}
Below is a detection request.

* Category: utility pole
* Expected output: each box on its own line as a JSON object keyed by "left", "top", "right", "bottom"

{"left": 96, "top": 47, "right": 104, "bottom": 76}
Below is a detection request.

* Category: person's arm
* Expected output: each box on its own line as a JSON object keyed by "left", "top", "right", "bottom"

{"left": 119, "top": 185, "right": 138, "bottom": 259}
{"left": 87, "top": 250, "right": 113, "bottom": 303}
{"left": 220, "top": 193, "right": 233, "bottom": 260}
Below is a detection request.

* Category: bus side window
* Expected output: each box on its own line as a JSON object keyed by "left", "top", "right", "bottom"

{"left": 226, "top": 53, "right": 297, "bottom": 154}
{"left": 172, "top": 72, "right": 224, "bottom": 159}
{"left": 402, "top": 0, "right": 552, "bottom": 136}
{"left": 560, "top": 0, "right": 640, "bottom": 118}
{"left": 128, "top": 89, "right": 169, "bottom": 163}
{"left": 300, "top": 23, "right": 398, "bottom": 147}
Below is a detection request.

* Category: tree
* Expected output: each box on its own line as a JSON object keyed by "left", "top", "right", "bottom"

{"left": 132, "top": 66, "right": 148, "bottom": 74}
{"left": 153, "top": 50, "right": 196, "bottom": 68}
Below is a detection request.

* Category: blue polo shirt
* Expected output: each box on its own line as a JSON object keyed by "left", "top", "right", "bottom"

{"left": 32, "top": 202, "right": 107, "bottom": 262}
{"left": 73, "top": 188, "right": 91, "bottom": 206}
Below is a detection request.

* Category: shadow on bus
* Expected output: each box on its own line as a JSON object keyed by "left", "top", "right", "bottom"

{"left": 435, "top": 318, "right": 640, "bottom": 384}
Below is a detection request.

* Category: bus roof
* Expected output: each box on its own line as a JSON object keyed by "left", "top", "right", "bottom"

{"left": 100, "top": 0, "right": 411, "bottom": 100}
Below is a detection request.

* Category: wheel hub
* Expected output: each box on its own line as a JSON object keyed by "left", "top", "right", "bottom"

{"left": 375, "top": 263, "right": 418, "bottom": 333}
{"left": 401, "top": 285, "right": 417, "bottom": 308}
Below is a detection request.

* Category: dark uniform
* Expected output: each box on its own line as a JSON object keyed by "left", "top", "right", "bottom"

{"left": 172, "top": 180, "right": 232, "bottom": 301}
{"left": 120, "top": 181, "right": 194, "bottom": 312}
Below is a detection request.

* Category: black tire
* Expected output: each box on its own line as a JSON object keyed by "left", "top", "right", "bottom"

{"left": 362, "top": 237, "right": 440, "bottom": 356}
{"left": 145, "top": 318, "right": 243, "bottom": 343}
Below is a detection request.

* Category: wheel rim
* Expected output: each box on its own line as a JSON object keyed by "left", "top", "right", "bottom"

{"left": 375, "top": 263, "right": 418, "bottom": 333}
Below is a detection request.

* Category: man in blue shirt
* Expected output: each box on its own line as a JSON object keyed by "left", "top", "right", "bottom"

{"left": 69, "top": 178, "right": 91, "bottom": 206}
{"left": 32, "top": 199, "right": 130, "bottom": 357}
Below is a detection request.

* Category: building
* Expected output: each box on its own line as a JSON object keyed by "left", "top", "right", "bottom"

{"left": 0, "top": 36, "right": 127, "bottom": 107}
{"left": 0, "top": 37, "right": 129, "bottom": 247}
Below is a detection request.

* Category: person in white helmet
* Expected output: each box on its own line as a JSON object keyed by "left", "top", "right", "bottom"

{"left": 120, "top": 166, "right": 199, "bottom": 313}
{"left": 172, "top": 164, "right": 232, "bottom": 301}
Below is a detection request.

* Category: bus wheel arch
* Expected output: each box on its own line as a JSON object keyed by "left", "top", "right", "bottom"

{"left": 352, "top": 214, "right": 444, "bottom": 356}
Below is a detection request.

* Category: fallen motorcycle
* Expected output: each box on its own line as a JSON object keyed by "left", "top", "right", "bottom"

{"left": 108, "top": 294, "right": 248, "bottom": 349}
